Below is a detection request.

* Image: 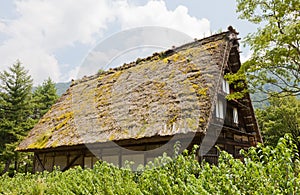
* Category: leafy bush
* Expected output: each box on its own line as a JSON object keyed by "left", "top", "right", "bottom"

{"left": 0, "top": 135, "right": 299, "bottom": 194}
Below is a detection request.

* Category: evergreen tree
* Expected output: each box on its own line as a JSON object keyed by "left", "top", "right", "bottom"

{"left": 0, "top": 61, "right": 33, "bottom": 122}
{"left": 32, "top": 78, "right": 59, "bottom": 119}
{"left": 0, "top": 61, "right": 34, "bottom": 175}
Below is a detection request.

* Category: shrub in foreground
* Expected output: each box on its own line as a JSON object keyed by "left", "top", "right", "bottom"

{"left": 0, "top": 135, "right": 299, "bottom": 194}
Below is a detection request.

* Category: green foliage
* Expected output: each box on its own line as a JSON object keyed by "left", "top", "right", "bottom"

{"left": 97, "top": 69, "right": 105, "bottom": 74}
{"left": 0, "top": 62, "right": 34, "bottom": 175}
{"left": 32, "top": 78, "right": 59, "bottom": 119}
{"left": 0, "top": 61, "right": 33, "bottom": 122}
{"left": 0, "top": 136, "right": 299, "bottom": 194}
{"left": 230, "top": 0, "right": 300, "bottom": 98}
{"left": 256, "top": 95, "right": 300, "bottom": 150}
{"left": 0, "top": 62, "right": 59, "bottom": 175}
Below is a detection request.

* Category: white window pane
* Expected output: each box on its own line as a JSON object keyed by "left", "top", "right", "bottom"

{"left": 222, "top": 78, "right": 230, "bottom": 94}
{"left": 226, "top": 81, "right": 230, "bottom": 94}
{"left": 233, "top": 107, "right": 238, "bottom": 124}
{"left": 219, "top": 100, "right": 224, "bottom": 119}
{"left": 222, "top": 79, "right": 226, "bottom": 92}
{"left": 216, "top": 100, "right": 224, "bottom": 119}
{"left": 216, "top": 100, "right": 220, "bottom": 118}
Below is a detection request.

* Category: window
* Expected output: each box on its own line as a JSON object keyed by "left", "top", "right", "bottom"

{"left": 233, "top": 107, "right": 238, "bottom": 124}
{"left": 216, "top": 99, "right": 224, "bottom": 119}
{"left": 222, "top": 78, "right": 230, "bottom": 94}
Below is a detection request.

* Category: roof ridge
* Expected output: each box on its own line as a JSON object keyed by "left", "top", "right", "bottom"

{"left": 70, "top": 31, "right": 231, "bottom": 87}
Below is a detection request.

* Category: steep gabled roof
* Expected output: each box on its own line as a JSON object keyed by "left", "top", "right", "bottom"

{"left": 17, "top": 31, "right": 261, "bottom": 152}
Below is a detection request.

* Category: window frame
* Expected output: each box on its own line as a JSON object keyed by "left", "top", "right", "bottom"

{"left": 222, "top": 78, "right": 230, "bottom": 94}
{"left": 216, "top": 99, "right": 224, "bottom": 119}
{"left": 233, "top": 107, "right": 238, "bottom": 124}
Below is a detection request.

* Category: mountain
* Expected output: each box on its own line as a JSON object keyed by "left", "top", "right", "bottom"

{"left": 55, "top": 82, "right": 71, "bottom": 96}
{"left": 250, "top": 92, "right": 269, "bottom": 109}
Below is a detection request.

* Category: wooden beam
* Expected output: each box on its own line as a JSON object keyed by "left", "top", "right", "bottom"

{"left": 216, "top": 137, "right": 252, "bottom": 147}
{"left": 119, "top": 148, "right": 122, "bottom": 168}
{"left": 62, "top": 155, "right": 81, "bottom": 171}
{"left": 35, "top": 154, "right": 46, "bottom": 171}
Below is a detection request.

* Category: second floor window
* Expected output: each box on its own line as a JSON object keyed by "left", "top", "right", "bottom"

{"left": 222, "top": 78, "right": 230, "bottom": 94}
{"left": 233, "top": 107, "right": 238, "bottom": 124}
{"left": 216, "top": 99, "right": 224, "bottom": 119}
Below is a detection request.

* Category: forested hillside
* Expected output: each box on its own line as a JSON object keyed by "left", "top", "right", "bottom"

{"left": 55, "top": 82, "right": 71, "bottom": 97}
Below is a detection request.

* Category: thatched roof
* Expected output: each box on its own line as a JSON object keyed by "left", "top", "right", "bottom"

{"left": 17, "top": 31, "right": 260, "bottom": 152}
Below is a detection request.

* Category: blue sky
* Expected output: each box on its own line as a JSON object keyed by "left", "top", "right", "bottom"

{"left": 0, "top": 0, "right": 258, "bottom": 85}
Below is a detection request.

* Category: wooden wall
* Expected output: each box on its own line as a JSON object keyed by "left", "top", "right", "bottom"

{"left": 33, "top": 127, "right": 256, "bottom": 172}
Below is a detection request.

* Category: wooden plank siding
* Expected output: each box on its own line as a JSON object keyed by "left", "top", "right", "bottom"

{"left": 32, "top": 126, "right": 256, "bottom": 172}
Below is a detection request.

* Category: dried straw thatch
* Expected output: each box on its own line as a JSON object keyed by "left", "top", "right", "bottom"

{"left": 17, "top": 32, "right": 260, "bottom": 152}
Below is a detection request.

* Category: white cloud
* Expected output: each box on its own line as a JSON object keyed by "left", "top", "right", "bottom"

{"left": 0, "top": 39, "right": 61, "bottom": 84}
{"left": 64, "top": 66, "right": 80, "bottom": 82}
{"left": 0, "top": 20, "right": 6, "bottom": 32}
{"left": 0, "top": 0, "right": 114, "bottom": 84}
{"left": 115, "top": 1, "right": 210, "bottom": 39}
{"left": 10, "top": 0, "right": 114, "bottom": 50}
{"left": 0, "top": 0, "right": 211, "bottom": 84}
{"left": 80, "top": 26, "right": 193, "bottom": 78}
{"left": 79, "top": 49, "right": 120, "bottom": 78}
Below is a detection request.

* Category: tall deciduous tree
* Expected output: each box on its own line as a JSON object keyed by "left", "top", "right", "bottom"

{"left": 32, "top": 78, "right": 59, "bottom": 119}
{"left": 0, "top": 61, "right": 34, "bottom": 175}
{"left": 256, "top": 95, "right": 300, "bottom": 150}
{"left": 228, "top": 0, "right": 300, "bottom": 98}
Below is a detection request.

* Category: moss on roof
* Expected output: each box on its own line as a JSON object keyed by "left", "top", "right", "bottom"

{"left": 17, "top": 32, "right": 241, "bottom": 151}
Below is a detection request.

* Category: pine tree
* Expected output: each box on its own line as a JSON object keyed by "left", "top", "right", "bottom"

{"left": 0, "top": 61, "right": 34, "bottom": 175}
{"left": 32, "top": 77, "right": 59, "bottom": 119}
{"left": 0, "top": 61, "right": 33, "bottom": 122}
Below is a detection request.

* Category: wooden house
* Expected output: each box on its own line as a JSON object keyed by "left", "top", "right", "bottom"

{"left": 17, "top": 29, "right": 262, "bottom": 172}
